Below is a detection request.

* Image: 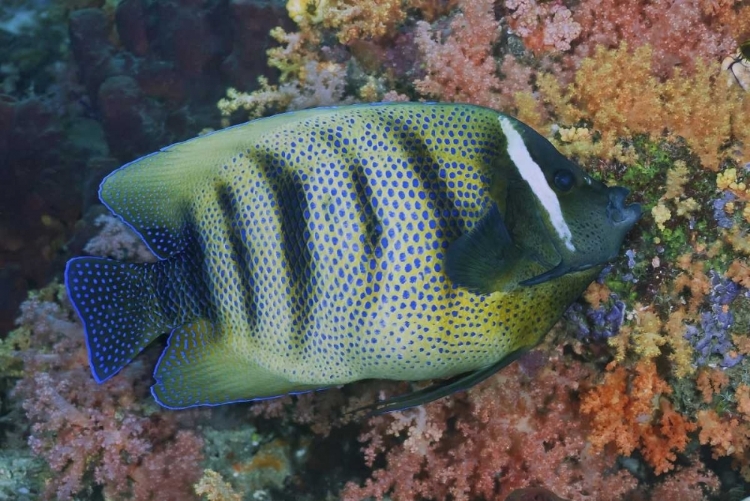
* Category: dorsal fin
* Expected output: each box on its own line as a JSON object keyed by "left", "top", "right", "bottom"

{"left": 99, "top": 108, "right": 325, "bottom": 259}
{"left": 99, "top": 121, "right": 263, "bottom": 259}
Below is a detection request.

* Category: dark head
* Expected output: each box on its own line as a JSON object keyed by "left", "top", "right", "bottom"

{"left": 497, "top": 115, "right": 641, "bottom": 285}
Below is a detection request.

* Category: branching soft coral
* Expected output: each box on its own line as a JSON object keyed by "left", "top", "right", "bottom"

{"left": 342, "top": 354, "right": 639, "bottom": 501}
{"left": 12, "top": 287, "right": 205, "bottom": 500}
{"left": 218, "top": 2, "right": 358, "bottom": 121}
{"left": 504, "top": 0, "right": 581, "bottom": 53}
{"left": 694, "top": 376, "right": 750, "bottom": 481}
{"left": 288, "top": 0, "right": 408, "bottom": 44}
{"left": 537, "top": 43, "right": 749, "bottom": 169}
{"left": 581, "top": 360, "right": 696, "bottom": 475}
{"left": 194, "top": 469, "right": 243, "bottom": 501}
{"left": 414, "top": 0, "right": 509, "bottom": 109}
{"left": 572, "top": 0, "right": 742, "bottom": 77}
{"left": 648, "top": 461, "right": 719, "bottom": 501}
{"left": 218, "top": 59, "right": 351, "bottom": 119}
{"left": 672, "top": 254, "right": 711, "bottom": 313}
{"left": 324, "top": 0, "right": 407, "bottom": 44}
{"left": 696, "top": 367, "right": 729, "bottom": 404}
{"left": 696, "top": 408, "right": 750, "bottom": 481}
{"left": 83, "top": 214, "right": 156, "bottom": 262}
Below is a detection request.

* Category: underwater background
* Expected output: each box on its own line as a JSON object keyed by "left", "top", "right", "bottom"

{"left": 1, "top": 0, "right": 750, "bottom": 499}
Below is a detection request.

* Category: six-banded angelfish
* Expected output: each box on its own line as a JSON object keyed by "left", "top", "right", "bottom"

{"left": 64, "top": 103, "right": 641, "bottom": 412}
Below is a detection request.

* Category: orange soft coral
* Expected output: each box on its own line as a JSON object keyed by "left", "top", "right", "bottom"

{"left": 695, "top": 367, "right": 730, "bottom": 404}
{"left": 537, "top": 43, "right": 749, "bottom": 169}
{"left": 696, "top": 409, "right": 742, "bottom": 459}
{"left": 696, "top": 399, "right": 750, "bottom": 480}
{"left": 581, "top": 360, "right": 696, "bottom": 475}
{"left": 736, "top": 385, "right": 750, "bottom": 418}
{"left": 727, "top": 258, "right": 750, "bottom": 289}
{"left": 672, "top": 253, "right": 711, "bottom": 312}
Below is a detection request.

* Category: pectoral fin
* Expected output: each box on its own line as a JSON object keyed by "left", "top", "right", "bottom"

{"left": 520, "top": 261, "right": 601, "bottom": 286}
{"left": 444, "top": 204, "right": 521, "bottom": 295}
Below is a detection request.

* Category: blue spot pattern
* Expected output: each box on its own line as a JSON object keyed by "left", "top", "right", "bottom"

{"left": 69, "top": 103, "right": 602, "bottom": 408}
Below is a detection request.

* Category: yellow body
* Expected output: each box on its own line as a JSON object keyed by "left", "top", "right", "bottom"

{"left": 67, "top": 103, "right": 617, "bottom": 409}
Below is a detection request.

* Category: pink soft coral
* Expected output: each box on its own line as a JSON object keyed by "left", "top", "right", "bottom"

{"left": 572, "top": 0, "right": 740, "bottom": 77}
{"left": 13, "top": 288, "right": 205, "bottom": 500}
{"left": 413, "top": 0, "right": 506, "bottom": 109}
{"left": 504, "top": 0, "right": 581, "bottom": 53}
{"left": 341, "top": 353, "right": 638, "bottom": 501}
{"left": 83, "top": 214, "right": 156, "bottom": 262}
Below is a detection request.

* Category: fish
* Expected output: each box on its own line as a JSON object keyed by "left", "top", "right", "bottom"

{"left": 64, "top": 102, "right": 641, "bottom": 412}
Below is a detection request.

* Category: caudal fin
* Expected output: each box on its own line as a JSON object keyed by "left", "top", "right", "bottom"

{"left": 65, "top": 257, "right": 169, "bottom": 382}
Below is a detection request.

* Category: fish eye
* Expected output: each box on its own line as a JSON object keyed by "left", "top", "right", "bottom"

{"left": 553, "top": 169, "right": 575, "bottom": 192}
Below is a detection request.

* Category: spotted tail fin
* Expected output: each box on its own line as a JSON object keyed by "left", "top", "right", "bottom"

{"left": 65, "top": 257, "right": 169, "bottom": 382}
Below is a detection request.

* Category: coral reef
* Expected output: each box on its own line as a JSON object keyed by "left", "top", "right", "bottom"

{"left": 11, "top": 285, "right": 206, "bottom": 500}
{"left": 194, "top": 469, "right": 243, "bottom": 501}
{"left": 219, "top": 0, "right": 750, "bottom": 497}
{"left": 341, "top": 354, "right": 642, "bottom": 501}
{"left": 5, "top": 0, "right": 750, "bottom": 499}
{"left": 580, "top": 360, "right": 696, "bottom": 475}
{"left": 413, "top": 0, "right": 507, "bottom": 108}
{"left": 504, "top": 0, "right": 581, "bottom": 53}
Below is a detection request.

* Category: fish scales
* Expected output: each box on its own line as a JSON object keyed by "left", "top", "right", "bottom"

{"left": 202, "top": 106, "right": 519, "bottom": 381}
{"left": 65, "top": 102, "right": 641, "bottom": 409}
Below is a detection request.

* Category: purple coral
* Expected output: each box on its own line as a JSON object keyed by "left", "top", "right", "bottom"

{"left": 684, "top": 272, "right": 743, "bottom": 368}
{"left": 712, "top": 192, "right": 736, "bottom": 229}
{"left": 565, "top": 295, "right": 626, "bottom": 342}
{"left": 13, "top": 291, "right": 206, "bottom": 500}
{"left": 708, "top": 270, "right": 741, "bottom": 307}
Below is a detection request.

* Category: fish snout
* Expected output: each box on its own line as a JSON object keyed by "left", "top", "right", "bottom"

{"left": 606, "top": 186, "right": 641, "bottom": 225}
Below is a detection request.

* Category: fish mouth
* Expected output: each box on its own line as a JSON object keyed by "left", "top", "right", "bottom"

{"left": 606, "top": 187, "right": 642, "bottom": 226}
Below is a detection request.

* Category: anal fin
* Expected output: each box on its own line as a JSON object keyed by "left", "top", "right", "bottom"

{"left": 152, "top": 319, "right": 319, "bottom": 409}
{"left": 354, "top": 348, "right": 528, "bottom": 416}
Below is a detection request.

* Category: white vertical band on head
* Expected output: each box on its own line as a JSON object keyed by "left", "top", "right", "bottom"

{"left": 498, "top": 116, "right": 575, "bottom": 252}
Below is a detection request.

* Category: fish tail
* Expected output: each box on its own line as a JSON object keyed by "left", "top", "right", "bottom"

{"left": 65, "top": 257, "right": 169, "bottom": 382}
